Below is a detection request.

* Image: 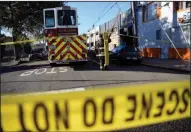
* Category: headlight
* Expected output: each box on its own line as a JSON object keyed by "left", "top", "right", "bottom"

{"left": 50, "top": 45, "right": 56, "bottom": 49}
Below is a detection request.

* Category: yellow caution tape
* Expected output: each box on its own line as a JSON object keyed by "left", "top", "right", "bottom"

{"left": 1, "top": 80, "right": 190, "bottom": 131}
{"left": 0, "top": 39, "right": 45, "bottom": 45}
{"left": 0, "top": 34, "right": 87, "bottom": 46}
{"left": 119, "top": 33, "right": 173, "bottom": 43}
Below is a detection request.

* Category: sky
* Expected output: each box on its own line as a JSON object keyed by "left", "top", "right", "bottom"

{"left": 68, "top": 2, "right": 131, "bottom": 34}
{"left": 1, "top": 1, "right": 130, "bottom": 36}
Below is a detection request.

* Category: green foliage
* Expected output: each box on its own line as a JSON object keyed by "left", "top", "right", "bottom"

{"left": 0, "top": 2, "right": 62, "bottom": 40}
{"left": 0, "top": 34, "right": 12, "bottom": 42}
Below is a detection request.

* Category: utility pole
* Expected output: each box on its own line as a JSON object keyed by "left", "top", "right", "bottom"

{"left": 131, "top": 1, "right": 137, "bottom": 46}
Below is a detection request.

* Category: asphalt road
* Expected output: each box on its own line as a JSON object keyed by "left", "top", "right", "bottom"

{"left": 1, "top": 60, "right": 191, "bottom": 132}
{"left": 1, "top": 60, "right": 190, "bottom": 94}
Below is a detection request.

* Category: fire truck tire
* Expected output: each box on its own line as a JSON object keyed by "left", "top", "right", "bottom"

{"left": 50, "top": 63, "right": 56, "bottom": 67}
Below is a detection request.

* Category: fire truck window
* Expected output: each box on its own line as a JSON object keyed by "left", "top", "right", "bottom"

{"left": 45, "top": 10, "right": 55, "bottom": 27}
{"left": 58, "top": 10, "right": 76, "bottom": 26}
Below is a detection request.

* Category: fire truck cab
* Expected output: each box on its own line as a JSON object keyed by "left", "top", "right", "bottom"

{"left": 43, "top": 6, "right": 87, "bottom": 66}
{"left": 44, "top": 6, "right": 78, "bottom": 37}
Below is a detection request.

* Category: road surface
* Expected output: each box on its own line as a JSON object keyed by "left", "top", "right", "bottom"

{"left": 1, "top": 60, "right": 190, "bottom": 132}
{"left": 1, "top": 60, "right": 190, "bottom": 94}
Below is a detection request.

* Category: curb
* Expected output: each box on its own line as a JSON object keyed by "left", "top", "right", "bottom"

{"left": 1, "top": 60, "right": 20, "bottom": 67}
{"left": 142, "top": 63, "right": 190, "bottom": 73}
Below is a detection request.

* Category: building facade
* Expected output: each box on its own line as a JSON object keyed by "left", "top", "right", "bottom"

{"left": 86, "top": 26, "right": 100, "bottom": 49}
{"left": 87, "top": 9, "right": 133, "bottom": 51}
{"left": 136, "top": 1, "right": 191, "bottom": 60}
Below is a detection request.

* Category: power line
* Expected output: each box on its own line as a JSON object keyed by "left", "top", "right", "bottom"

{"left": 97, "top": 2, "right": 117, "bottom": 24}
{"left": 92, "top": 2, "right": 117, "bottom": 28}
{"left": 98, "top": 2, "right": 111, "bottom": 16}
{"left": 116, "top": 2, "right": 122, "bottom": 13}
{"left": 92, "top": 2, "right": 111, "bottom": 26}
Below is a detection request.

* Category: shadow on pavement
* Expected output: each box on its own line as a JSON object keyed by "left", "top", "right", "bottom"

{"left": 1, "top": 79, "right": 154, "bottom": 83}
{"left": 1, "top": 79, "right": 170, "bottom": 93}
{"left": 70, "top": 60, "right": 190, "bottom": 75}
{"left": 1, "top": 63, "right": 50, "bottom": 74}
{"left": 0, "top": 59, "right": 190, "bottom": 75}
{"left": 114, "top": 118, "right": 190, "bottom": 132}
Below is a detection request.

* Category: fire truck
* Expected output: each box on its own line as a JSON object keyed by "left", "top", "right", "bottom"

{"left": 43, "top": 5, "right": 87, "bottom": 66}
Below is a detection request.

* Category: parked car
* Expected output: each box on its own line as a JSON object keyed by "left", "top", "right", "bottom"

{"left": 30, "top": 48, "right": 48, "bottom": 61}
{"left": 109, "top": 45, "right": 143, "bottom": 64}
{"left": 86, "top": 46, "right": 95, "bottom": 51}
{"left": 20, "top": 53, "right": 31, "bottom": 62}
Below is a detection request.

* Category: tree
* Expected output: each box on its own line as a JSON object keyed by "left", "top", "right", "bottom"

{"left": 0, "top": 2, "right": 62, "bottom": 37}
{"left": 0, "top": 2, "right": 62, "bottom": 59}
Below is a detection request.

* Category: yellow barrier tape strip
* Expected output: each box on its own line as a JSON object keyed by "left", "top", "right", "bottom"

{"left": 1, "top": 81, "right": 190, "bottom": 131}
{"left": 0, "top": 39, "right": 39, "bottom": 45}
{"left": 0, "top": 37, "right": 48, "bottom": 45}
{"left": 0, "top": 35, "right": 87, "bottom": 46}
{"left": 104, "top": 32, "right": 181, "bottom": 44}
{"left": 119, "top": 33, "right": 173, "bottom": 43}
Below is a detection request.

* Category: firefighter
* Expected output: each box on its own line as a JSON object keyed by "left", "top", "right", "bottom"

{"left": 96, "top": 32, "right": 111, "bottom": 70}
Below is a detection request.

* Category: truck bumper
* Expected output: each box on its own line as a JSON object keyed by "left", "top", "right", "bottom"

{"left": 49, "top": 59, "right": 88, "bottom": 64}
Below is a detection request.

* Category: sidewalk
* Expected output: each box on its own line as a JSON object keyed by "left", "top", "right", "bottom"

{"left": 142, "top": 58, "right": 191, "bottom": 72}
{"left": 1, "top": 54, "right": 31, "bottom": 67}
{"left": 1, "top": 56, "right": 21, "bottom": 67}
{"left": 1, "top": 60, "right": 20, "bottom": 67}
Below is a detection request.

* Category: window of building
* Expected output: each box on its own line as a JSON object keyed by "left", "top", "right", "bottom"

{"left": 156, "top": 30, "right": 161, "bottom": 40}
{"left": 186, "top": 1, "right": 191, "bottom": 8}
{"left": 167, "top": 28, "right": 172, "bottom": 39}
{"left": 142, "top": 2, "right": 160, "bottom": 22}
{"left": 143, "top": 6, "right": 148, "bottom": 22}
{"left": 173, "top": 2, "right": 191, "bottom": 11}
{"left": 167, "top": 28, "right": 172, "bottom": 45}
{"left": 148, "top": 4, "right": 156, "bottom": 20}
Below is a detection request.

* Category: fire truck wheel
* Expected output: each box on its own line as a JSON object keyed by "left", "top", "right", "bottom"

{"left": 50, "top": 63, "right": 56, "bottom": 67}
